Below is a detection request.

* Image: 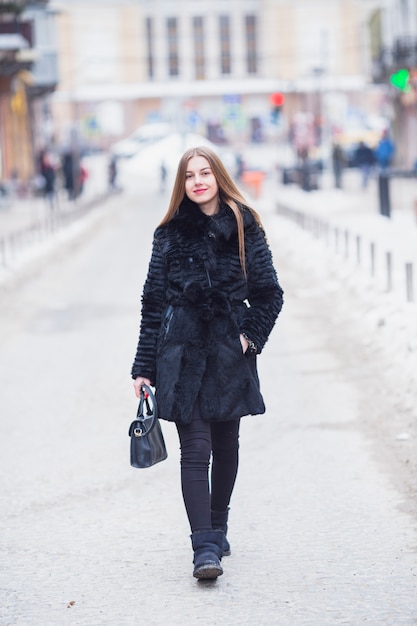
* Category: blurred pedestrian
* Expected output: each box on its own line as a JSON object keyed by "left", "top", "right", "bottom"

{"left": 160, "top": 161, "right": 167, "bottom": 193}
{"left": 108, "top": 155, "right": 118, "bottom": 191}
{"left": 298, "top": 147, "right": 315, "bottom": 192}
{"left": 235, "top": 152, "right": 244, "bottom": 181}
{"left": 78, "top": 162, "right": 88, "bottom": 196}
{"left": 0, "top": 181, "right": 7, "bottom": 206}
{"left": 131, "top": 146, "right": 284, "bottom": 580}
{"left": 375, "top": 130, "right": 395, "bottom": 170}
{"left": 62, "top": 151, "right": 75, "bottom": 200}
{"left": 40, "top": 152, "right": 57, "bottom": 209}
{"left": 331, "top": 142, "right": 345, "bottom": 189}
{"left": 354, "top": 141, "right": 375, "bottom": 189}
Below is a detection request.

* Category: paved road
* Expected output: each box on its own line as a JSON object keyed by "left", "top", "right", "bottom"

{"left": 0, "top": 182, "right": 416, "bottom": 625}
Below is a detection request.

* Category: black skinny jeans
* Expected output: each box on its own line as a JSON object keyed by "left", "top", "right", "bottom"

{"left": 176, "top": 401, "right": 240, "bottom": 532}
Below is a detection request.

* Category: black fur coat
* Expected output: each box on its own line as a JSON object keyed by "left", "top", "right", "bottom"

{"left": 131, "top": 199, "right": 284, "bottom": 424}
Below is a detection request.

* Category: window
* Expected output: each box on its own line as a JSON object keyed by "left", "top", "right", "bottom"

{"left": 167, "top": 17, "right": 179, "bottom": 77}
{"left": 77, "top": 11, "right": 119, "bottom": 83}
{"left": 245, "top": 15, "right": 257, "bottom": 74}
{"left": 219, "top": 15, "right": 231, "bottom": 75}
{"left": 145, "top": 17, "right": 154, "bottom": 79}
{"left": 193, "top": 16, "right": 205, "bottom": 80}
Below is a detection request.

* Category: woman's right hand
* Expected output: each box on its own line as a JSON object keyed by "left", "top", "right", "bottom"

{"left": 239, "top": 333, "right": 249, "bottom": 354}
{"left": 133, "top": 377, "right": 152, "bottom": 398}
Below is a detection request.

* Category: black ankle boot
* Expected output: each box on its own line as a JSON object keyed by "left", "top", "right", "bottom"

{"left": 191, "top": 530, "right": 224, "bottom": 579}
{"left": 211, "top": 508, "right": 231, "bottom": 556}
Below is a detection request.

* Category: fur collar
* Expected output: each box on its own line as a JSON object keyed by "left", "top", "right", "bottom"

{"left": 165, "top": 197, "right": 254, "bottom": 241}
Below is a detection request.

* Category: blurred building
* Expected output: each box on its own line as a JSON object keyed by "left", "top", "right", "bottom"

{"left": 0, "top": 0, "right": 58, "bottom": 185}
{"left": 50, "top": 0, "right": 382, "bottom": 151}
{"left": 370, "top": 0, "right": 417, "bottom": 167}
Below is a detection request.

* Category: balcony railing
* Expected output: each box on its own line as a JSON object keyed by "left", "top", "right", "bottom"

{"left": 29, "top": 50, "right": 58, "bottom": 94}
{"left": 373, "top": 35, "right": 417, "bottom": 83}
{"left": 392, "top": 35, "right": 417, "bottom": 67}
{"left": 0, "top": 21, "right": 32, "bottom": 46}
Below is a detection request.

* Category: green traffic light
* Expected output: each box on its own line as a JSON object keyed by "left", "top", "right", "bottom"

{"left": 390, "top": 68, "right": 410, "bottom": 92}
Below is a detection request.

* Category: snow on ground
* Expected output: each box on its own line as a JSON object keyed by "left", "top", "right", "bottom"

{"left": 262, "top": 178, "right": 417, "bottom": 434}
{"left": 239, "top": 146, "right": 417, "bottom": 424}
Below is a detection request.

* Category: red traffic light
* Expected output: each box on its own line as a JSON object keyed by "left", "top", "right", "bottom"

{"left": 270, "top": 92, "right": 285, "bottom": 107}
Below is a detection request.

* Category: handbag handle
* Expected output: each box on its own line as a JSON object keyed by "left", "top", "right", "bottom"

{"left": 134, "top": 384, "right": 158, "bottom": 437}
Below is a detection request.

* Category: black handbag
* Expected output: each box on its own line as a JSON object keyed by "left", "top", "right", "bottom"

{"left": 128, "top": 384, "right": 167, "bottom": 468}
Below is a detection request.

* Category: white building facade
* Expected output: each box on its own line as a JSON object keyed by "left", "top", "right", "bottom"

{"left": 51, "top": 0, "right": 383, "bottom": 150}
{"left": 371, "top": 0, "right": 417, "bottom": 166}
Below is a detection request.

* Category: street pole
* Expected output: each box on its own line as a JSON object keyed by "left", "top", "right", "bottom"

{"left": 378, "top": 170, "right": 391, "bottom": 217}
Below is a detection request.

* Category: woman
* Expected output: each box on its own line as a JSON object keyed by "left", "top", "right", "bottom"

{"left": 131, "top": 146, "right": 283, "bottom": 580}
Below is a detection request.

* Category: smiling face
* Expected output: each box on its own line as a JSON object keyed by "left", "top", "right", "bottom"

{"left": 185, "top": 155, "right": 219, "bottom": 215}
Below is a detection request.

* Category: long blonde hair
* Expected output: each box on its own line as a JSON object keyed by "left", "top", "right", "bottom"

{"left": 158, "top": 146, "right": 263, "bottom": 275}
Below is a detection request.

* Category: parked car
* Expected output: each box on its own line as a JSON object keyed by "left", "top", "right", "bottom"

{"left": 110, "top": 122, "right": 174, "bottom": 159}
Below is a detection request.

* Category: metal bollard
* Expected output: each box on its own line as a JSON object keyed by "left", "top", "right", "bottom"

{"left": 405, "top": 263, "right": 414, "bottom": 302}
{"left": 370, "top": 242, "right": 375, "bottom": 277}
{"left": 356, "top": 235, "right": 361, "bottom": 265}
{"left": 378, "top": 172, "right": 391, "bottom": 218}
{"left": 0, "top": 238, "right": 6, "bottom": 267}
{"left": 386, "top": 251, "right": 393, "bottom": 291}
{"left": 324, "top": 222, "right": 330, "bottom": 246}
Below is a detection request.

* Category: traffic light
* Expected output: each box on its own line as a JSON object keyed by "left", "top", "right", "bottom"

{"left": 390, "top": 69, "right": 410, "bottom": 92}
{"left": 270, "top": 92, "right": 285, "bottom": 124}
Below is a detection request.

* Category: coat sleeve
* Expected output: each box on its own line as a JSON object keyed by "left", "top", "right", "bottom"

{"left": 240, "top": 224, "right": 284, "bottom": 354}
{"left": 131, "top": 232, "right": 167, "bottom": 382}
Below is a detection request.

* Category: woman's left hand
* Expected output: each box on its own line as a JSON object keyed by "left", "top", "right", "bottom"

{"left": 239, "top": 333, "right": 249, "bottom": 354}
{"left": 133, "top": 376, "right": 151, "bottom": 398}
